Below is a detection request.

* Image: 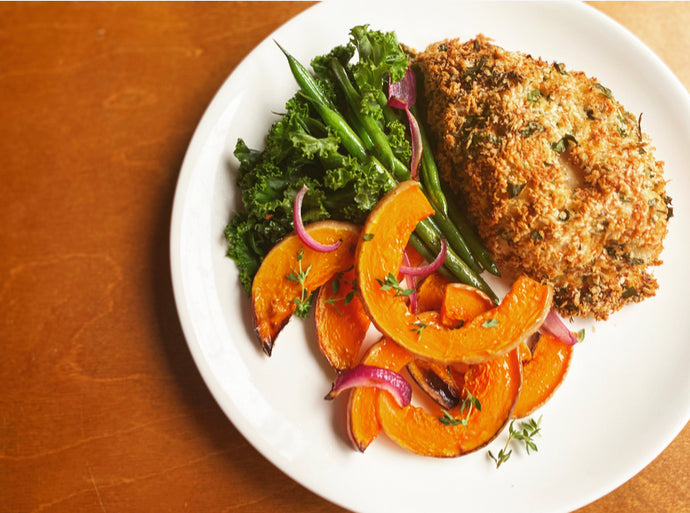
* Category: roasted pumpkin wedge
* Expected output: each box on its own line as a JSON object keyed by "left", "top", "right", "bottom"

{"left": 377, "top": 349, "right": 522, "bottom": 457}
{"left": 252, "top": 221, "right": 360, "bottom": 355}
{"left": 406, "top": 359, "right": 461, "bottom": 410}
{"left": 355, "top": 180, "right": 553, "bottom": 364}
{"left": 347, "top": 338, "right": 412, "bottom": 451}
{"left": 315, "top": 267, "right": 370, "bottom": 371}
{"left": 513, "top": 332, "right": 573, "bottom": 418}
{"left": 441, "top": 283, "right": 494, "bottom": 328}
{"left": 409, "top": 279, "right": 495, "bottom": 409}
{"left": 403, "top": 243, "right": 426, "bottom": 268}
{"left": 415, "top": 272, "right": 450, "bottom": 314}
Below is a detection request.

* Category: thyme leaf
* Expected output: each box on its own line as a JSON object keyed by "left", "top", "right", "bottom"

{"left": 377, "top": 272, "right": 415, "bottom": 297}
{"left": 553, "top": 62, "right": 568, "bottom": 75}
{"left": 488, "top": 416, "right": 543, "bottom": 469}
{"left": 594, "top": 82, "right": 613, "bottom": 98}
{"left": 286, "top": 249, "right": 313, "bottom": 317}
{"left": 520, "top": 120, "right": 543, "bottom": 138}
{"left": 527, "top": 89, "right": 542, "bottom": 103}
{"left": 482, "top": 318, "right": 500, "bottom": 328}
{"left": 437, "top": 391, "right": 482, "bottom": 427}
{"left": 438, "top": 409, "right": 463, "bottom": 426}
{"left": 508, "top": 182, "right": 527, "bottom": 198}
{"left": 551, "top": 134, "right": 578, "bottom": 153}
{"left": 410, "top": 320, "right": 428, "bottom": 340}
{"left": 575, "top": 328, "right": 585, "bottom": 343}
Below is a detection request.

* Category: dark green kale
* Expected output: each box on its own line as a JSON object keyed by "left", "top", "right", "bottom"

{"left": 225, "top": 27, "right": 410, "bottom": 292}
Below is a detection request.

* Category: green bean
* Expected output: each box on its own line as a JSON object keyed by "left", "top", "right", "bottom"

{"left": 311, "top": 101, "right": 368, "bottom": 162}
{"left": 411, "top": 90, "right": 498, "bottom": 277}
{"left": 278, "top": 41, "right": 499, "bottom": 298}
{"left": 344, "top": 103, "right": 375, "bottom": 151}
{"left": 429, "top": 212, "right": 483, "bottom": 275}
{"left": 411, "top": 104, "right": 448, "bottom": 216}
{"left": 376, "top": 89, "right": 401, "bottom": 126}
{"left": 329, "top": 58, "right": 410, "bottom": 181}
{"left": 414, "top": 218, "right": 498, "bottom": 303}
{"left": 416, "top": 180, "right": 483, "bottom": 275}
{"left": 275, "top": 41, "right": 331, "bottom": 106}
{"left": 277, "top": 44, "right": 370, "bottom": 162}
{"left": 442, "top": 184, "right": 501, "bottom": 276}
{"left": 407, "top": 233, "right": 454, "bottom": 281}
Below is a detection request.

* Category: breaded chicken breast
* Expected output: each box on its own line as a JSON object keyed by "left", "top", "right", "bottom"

{"left": 414, "top": 35, "right": 672, "bottom": 320}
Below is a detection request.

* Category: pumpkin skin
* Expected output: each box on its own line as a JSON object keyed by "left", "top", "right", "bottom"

{"left": 355, "top": 180, "right": 553, "bottom": 364}
{"left": 315, "top": 267, "right": 370, "bottom": 371}
{"left": 513, "top": 332, "right": 573, "bottom": 418}
{"left": 251, "top": 221, "right": 360, "bottom": 355}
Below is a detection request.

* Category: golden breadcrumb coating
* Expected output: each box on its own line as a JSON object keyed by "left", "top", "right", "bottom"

{"left": 414, "top": 35, "right": 672, "bottom": 320}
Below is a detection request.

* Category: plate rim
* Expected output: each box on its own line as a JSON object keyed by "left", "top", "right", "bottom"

{"left": 170, "top": 2, "right": 690, "bottom": 512}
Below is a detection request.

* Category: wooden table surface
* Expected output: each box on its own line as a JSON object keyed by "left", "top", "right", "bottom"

{"left": 1, "top": 2, "right": 688, "bottom": 512}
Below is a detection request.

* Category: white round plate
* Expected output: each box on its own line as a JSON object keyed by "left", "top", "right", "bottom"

{"left": 170, "top": 2, "right": 690, "bottom": 512}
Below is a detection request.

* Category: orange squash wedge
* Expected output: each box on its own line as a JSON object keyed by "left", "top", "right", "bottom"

{"left": 513, "top": 332, "right": 573, "bottom": 418}
{"left": 408, "top": 279, "right": 495, "bottom": 409}
{"left": 404, "top": 243, "right": 426, "bottom": 268}
{"left": 377, "top": 349, "right": 522, "bottom": 457}
{"left": 517, "top": 339, "right": 535, "bottom": 363}
{"left": 415, "top": 272, "right": 450, "bottom": 314}
{"left": 348, "top": 275, "right": 525, "bottom": 455}
{"left": 441, "top": 283, "right": 494, "bottom": 328}
{"left": 252, "top": 221, "right": 360, "bottom": 355}
{"left": 355, "top": 180, "right": 553, "bottom": 364}
{"left": 315, "top": 267, "right": 370, "bottom": 371}
{"left": 347, "top": 337, "right": 412, "bottom": 451}
{"left": 406, "top": 359, "right": 461, "bottom": 410}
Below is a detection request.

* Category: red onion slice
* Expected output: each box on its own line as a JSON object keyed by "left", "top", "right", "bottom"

{"left": 388, "top": 68, "right": 422, "bottom": 178}
{"left": 388, "top": 67, "right": 417, "bottom": 108}
{"left": 325, "top": 364, "right": 412, "bottom": 407}
{"left": 293, "top": 185, "right": 341, "bottom": 252}
{"left": 402, "top": 251, "right": 418, "bottom": 314}
{"left": 399, "top": 239, "right": 447, "bottom": 277}
{"left": 404, "top": 108, "right": 422, "bottom": 179}
{"left": 540, "top": 310, "right": 579, "bottom": 346}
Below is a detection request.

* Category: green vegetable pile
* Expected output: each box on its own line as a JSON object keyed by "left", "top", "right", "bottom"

{"left": 225, "top": 25, "right": 499, "bottom": 304}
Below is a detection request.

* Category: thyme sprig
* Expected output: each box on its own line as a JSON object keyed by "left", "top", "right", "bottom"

{"left": 488, "top": 416, "right": 542, "bottom": 469}
{"left": 410, "top": 320, "right": 428, "bottom": 340}
{"left": 285, "top": 249, "right": 313, "bottom": 317}
{"left": 459, "top": 391, "right": 482, "bottom": 424}
{"left": 438, "top": 390, "right": 482, "bottom": 427}
{"left": 438, "top": 409, "right": 462, "bottom": 426}
{"left": 376, "top": 272, "right": 415, "bottom": 297}
{"left": 325, "top": 268, "right": 356, "bottom": 316}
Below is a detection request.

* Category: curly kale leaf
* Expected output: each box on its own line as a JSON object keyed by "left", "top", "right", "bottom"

{"left": 226, "top": 25, "right": 412, "bottom": 293}
{"left": 226, "top": 93, "right": 390, "bottom": 292}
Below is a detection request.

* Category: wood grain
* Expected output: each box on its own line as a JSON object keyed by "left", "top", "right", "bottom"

{"left": 0, "top": 2, "right": 687, "bottom": 513}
